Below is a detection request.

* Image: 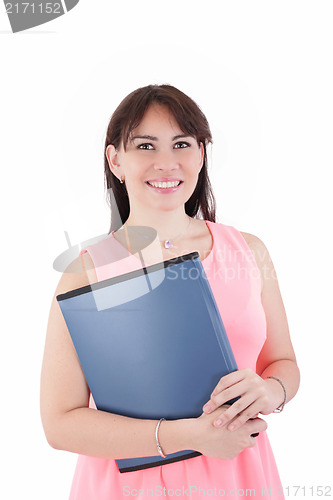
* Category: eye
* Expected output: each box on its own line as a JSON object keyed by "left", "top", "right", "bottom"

{"left": 174, "top": 142, "right": 190, "bottom": 149}
{"left": 137, "top": 143, "right": 154, "bottom": 150}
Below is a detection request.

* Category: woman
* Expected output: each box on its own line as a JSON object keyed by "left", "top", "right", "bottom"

{"left": 40, "top": 84, "right": 300, "bottom": 499}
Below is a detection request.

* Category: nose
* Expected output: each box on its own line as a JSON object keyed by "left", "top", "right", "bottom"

{"left": 152, "top": 149, "right": 179, "bottom": 171}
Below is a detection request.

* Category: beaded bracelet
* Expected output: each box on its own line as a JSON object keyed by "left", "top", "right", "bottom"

{"left": 266, "top": 376, "right": 287, "bottom": 413}
{"left": 155, "top": 418, "right": 167, "bottom": 458}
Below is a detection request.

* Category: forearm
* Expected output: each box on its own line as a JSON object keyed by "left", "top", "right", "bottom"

{"left": 260, "top": 359, "right": 300, "bottom": 411}
{"left": 50, "top": 408, "right": 195, "bottom": 460}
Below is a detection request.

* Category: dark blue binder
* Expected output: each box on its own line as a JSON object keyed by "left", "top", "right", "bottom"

{"left": 56, "top": 252, "right": 238, "bottom": 473}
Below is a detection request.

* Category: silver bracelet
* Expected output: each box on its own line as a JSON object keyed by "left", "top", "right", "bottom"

{"left": 155, "top": 418, "right": 167, "bottom": 458}
{"left": 266, "top": 376, "right": 287, "bottom": 413}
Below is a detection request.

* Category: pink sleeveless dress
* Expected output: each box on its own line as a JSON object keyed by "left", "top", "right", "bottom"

{"left": 69, "top": 220, "right": 284, "bottom": 499}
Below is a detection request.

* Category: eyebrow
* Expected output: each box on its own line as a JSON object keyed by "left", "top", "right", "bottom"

{"left": 130, "top": 134, "right": 193, "bottom": 142}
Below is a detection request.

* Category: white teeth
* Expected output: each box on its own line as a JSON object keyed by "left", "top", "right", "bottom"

{"left": 148, "top": 181, "right": 181, "bottom": 188}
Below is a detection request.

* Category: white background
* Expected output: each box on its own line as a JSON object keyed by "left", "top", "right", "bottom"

{"left": 1, "top": 1, "right": 332, "bottom": 498}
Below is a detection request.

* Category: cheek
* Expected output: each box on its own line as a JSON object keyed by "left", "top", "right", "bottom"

{"left": 184, "top": 149, "right": 202, "bottom": 166}
{"left": 185, "top": 155, "right": 203, "bottom": 178}
{"left": 125, "top": 156, "right": 147, "bottom": 174}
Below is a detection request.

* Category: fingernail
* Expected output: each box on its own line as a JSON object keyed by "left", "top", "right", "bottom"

{"left": 203, "top": 404, "right": 211, "bottom": 412}
{"left": 228, "top": 424, "right": 236, "bottom": 431}
{"left": 215, "top": 419, "right": 222, "bottom": 427}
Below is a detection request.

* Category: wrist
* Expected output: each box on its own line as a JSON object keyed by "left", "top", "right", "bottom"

{"left": 158, "top": 418, "right": 197, "bottom": 455}
{"left": 263, "top": 377, "right": 286, "bottom": 414}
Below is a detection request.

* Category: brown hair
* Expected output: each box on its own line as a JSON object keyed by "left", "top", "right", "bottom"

{"left": 104, "top": 84, "right": 216, "bottom": 232}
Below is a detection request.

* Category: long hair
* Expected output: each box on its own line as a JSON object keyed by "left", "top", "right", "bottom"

{"left": 104, "top": 84, "right": 216, "bottom": 232}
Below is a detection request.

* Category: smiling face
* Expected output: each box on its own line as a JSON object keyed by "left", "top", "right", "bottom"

{"left": 106, "top": 104, "right": 204, "bottom": 220}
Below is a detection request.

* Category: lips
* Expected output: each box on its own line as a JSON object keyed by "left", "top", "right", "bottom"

{"left": 145, "top": 180, "right": 184, "bottom": 194}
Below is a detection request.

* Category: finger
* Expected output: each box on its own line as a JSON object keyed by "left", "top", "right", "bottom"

{"left": 245, "top": 417, "right": 268, "bottom": 436}
{"left": 213, "top": 393, "right": 255, "bottom": 427}
{"left": 206, "top": 370, "right": 256, "bottom": 411}
{"left": 211, "top": 368, "right": 250, "bottom": 397}
{"left": 226, "top": 401, "right": 264, "bottom": 431}
{"left": 204, "top": 380, "right": 249, "bottom": 414}
{"left": 249, "top": 416, "right": 259, "bottom": 436}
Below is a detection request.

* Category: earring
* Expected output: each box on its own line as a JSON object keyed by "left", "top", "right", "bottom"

{"left": 120, "top": 176, "right": 125, "bottom": 184}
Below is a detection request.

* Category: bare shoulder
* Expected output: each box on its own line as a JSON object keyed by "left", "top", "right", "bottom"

{"left": 240, "top": 231, "right": 272, "bottom": 263}
{"left": 240, "top": 231, "right": 266, "bottom": 253}
{"left": 55, "top": 251, "right": 96, "bottom": 297}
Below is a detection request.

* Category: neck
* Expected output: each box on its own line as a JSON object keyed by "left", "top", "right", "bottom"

{"left": 124, "top": 210, "right": 191, "bottom": 242}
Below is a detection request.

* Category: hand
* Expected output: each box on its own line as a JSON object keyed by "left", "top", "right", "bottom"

{"left": 202, "top": 368, "right": 278, "bottom": 432}
{"left": 193, "top": 405, "right": 268, "bottom": 460}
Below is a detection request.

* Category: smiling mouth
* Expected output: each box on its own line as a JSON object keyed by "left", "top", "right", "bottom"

{"left": 146, "top": 181, "right": 182, "bottom": 189}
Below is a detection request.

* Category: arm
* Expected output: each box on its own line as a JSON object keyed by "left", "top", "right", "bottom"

{"left": 202, "top": 233, "right": 300, "bottom": 429}
{"left": 249, "top": 232, "right": 300, "bottom": 409}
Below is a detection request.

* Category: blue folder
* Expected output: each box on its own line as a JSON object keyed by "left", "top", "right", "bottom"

{"left": 56, "top": 252, "right": 238, "bottom": 473}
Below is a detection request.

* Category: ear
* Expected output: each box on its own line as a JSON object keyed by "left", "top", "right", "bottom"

{"left": 105, "top": 144, "right": 123, "bottom": 180}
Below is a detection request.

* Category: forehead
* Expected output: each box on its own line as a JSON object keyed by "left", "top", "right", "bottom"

{"left": 131, "top": 104, "right": 181, "bottom": 134}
